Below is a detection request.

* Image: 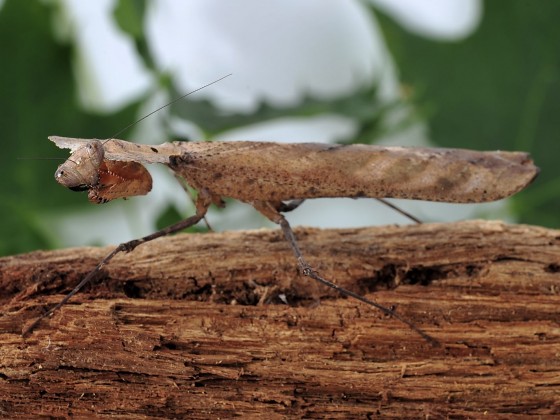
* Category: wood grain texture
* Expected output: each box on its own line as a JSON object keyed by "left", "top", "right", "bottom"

{"left": 1, "top": 220, "right": 559, "bottom": 418}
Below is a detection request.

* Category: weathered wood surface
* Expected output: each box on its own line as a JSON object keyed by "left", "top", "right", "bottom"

{"left": 0, "top": 220, "right": 559, "bottom": 418}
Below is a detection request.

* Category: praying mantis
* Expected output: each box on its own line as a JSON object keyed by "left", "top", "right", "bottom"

{"left": 20, "top": 76, "right": 539, "bottom": 345}
{"left": 22, "top": 130, "right": 538, "bottom": 346}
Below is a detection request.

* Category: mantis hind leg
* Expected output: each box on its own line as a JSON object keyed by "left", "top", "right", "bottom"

{"left": 251, "top": 200, "right": 439, "bottom": 346}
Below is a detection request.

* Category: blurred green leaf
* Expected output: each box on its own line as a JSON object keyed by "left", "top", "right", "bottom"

{"left": 113, "top": 0, "right": 155, "bottom": 71}
{"left": 155, "top": 204, "right": 208, "bottom": 234}
{"left": 0, "top": 0, "right": 141, "bottom": 256}
{"left": 155, "top": 204, "right": 183, "bottom": 231}
{"left": 169, "top": 83, "right": 394, "bottom": 143}
{"left": 113, "top": 0, "right": 146, "bottom": 39}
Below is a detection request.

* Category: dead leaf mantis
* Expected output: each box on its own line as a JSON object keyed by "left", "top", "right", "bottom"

{"left": 24, "top": 80, "right": 539, "bottom": 346}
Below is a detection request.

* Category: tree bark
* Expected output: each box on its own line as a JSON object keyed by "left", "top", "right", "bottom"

{"left": 1, "top": 220, "right": 559, "bottom": 418}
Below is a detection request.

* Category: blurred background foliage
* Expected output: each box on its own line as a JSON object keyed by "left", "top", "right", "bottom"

{"left": 0, "top": 0, "right": 558, "bottom": 257}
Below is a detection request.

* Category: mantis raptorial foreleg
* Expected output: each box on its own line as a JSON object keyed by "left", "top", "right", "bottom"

{"left": 23, "top": 190, "right": 214, "bottom": 336}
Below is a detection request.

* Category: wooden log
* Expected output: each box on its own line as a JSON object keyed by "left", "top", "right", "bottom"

{"left": 0, "top": 220, "right": 559, "bottom": 417}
